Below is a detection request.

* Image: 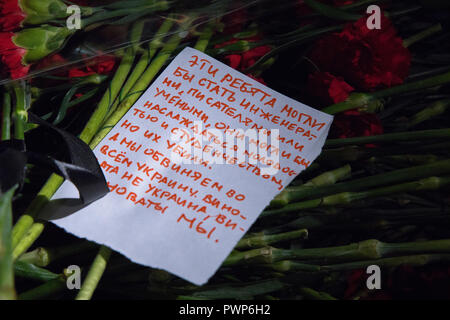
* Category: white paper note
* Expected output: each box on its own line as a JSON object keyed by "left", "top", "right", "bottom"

{"left": 51, "top": 47, "right": 334, "bottom": 285}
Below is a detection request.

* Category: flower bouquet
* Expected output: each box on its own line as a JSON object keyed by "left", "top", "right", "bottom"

{"left": 1, "top": 0, "right": 450, "bottom": 300}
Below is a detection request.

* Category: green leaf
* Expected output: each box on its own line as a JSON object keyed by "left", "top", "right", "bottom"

{"left": 14, "top": 261, "right": 60, "bottom": 282}
{"left": 304, "top": 0, "right": 362, "bottom": 21}
{"left": 0, "top": 185, "right": 18, "bottom": 300}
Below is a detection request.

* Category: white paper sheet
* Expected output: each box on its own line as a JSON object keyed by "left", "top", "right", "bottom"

{"left": 51, "top": 47, "right": 334, "bottom": 285}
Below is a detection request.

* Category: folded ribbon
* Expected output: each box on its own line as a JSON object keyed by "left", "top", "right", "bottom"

{"left": 0, "top": 113, "right": 109, "bottom": 220}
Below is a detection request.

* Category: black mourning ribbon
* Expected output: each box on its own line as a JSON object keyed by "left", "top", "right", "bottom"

{"left": 0, "top": 112, "right": 109, "bottom": 220}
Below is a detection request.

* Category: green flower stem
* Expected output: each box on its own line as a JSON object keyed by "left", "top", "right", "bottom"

{"left": 1, "top": 92, "right": 11, "bottom": 141}
{"left": 404, "top": 100, "right": 450, "bottom": 129}
{"left": 271, "top": 164, "right": 351, "bottom": 207}
{"left": 271, "top": 260, "right": 322, "bottom": 273}
{"left": 403, "top": 23, "right": 442, "bottom": 48}
{"left": 322, "top": 71, "right": 450, "bottom": 114}
{"left": 11, "top": 22, "right": 145, "bottom": 258}
{"left": 76, "top": 20, "right": 213, "bottom": 301}
{"left": 195, "top": 20, "right": 217, "bottom": 52}
{"left": 12, "top": 85, "right": 27, "bottom": 141}
{"left": 263, "top": 176, "right": 450, "bottom": 217}
{"left": 272, "top": 159, "right": 450, "bottom": 207}
{"left": 323, "top": 253, "right": 450, "bottom": 271}
{"left": 235, "top": 229, "right": 308, "bottom": 250}
{"left": 224, "top": 238, "right": 450, "bottom": 267}
{"left": 89, "top": 21, "right": 192, "bottom": 148}
{"left": 177, "top": 278, "right": 286, "bottom": 300}
{"left": 0, "top": 186, "right": 17, "bottom": 300}
{"left": 105, "top": 16, "right": 175, "bottom": 120}
{"left": 75, "top": 246, "right": 111, "bottom": 300}
{"left": 19, "top": 276, "right": 66, "bottom": 300}
{"left": 325, "top": 128, "right": 450, "bottom": 148}
{"left": 17, "top": 242, "right": 96, "bottom": 268}
{"left": 81, "top": 2, "right": 169, "bottom": 27}
{"left": 299, "top": 287, "right": 338, "bottom": 300}
{"left": 17, "top": 248, "right": 50, "bottom": 267}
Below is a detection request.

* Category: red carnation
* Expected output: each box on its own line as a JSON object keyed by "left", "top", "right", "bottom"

{"left": 0, "top": 0, "right": 25, "bottom": 31}
{"left": 0, "top": 32, "right": 30, "bottom": 79}
{"left": 68, "top": 54, "right": 116, "bottom": 78}
{"left": 307, "top": 71, "right": 354, "bottom": 105}
{"left": 310, "top": 14, "right": 411, "bottom": 91}
{"left": 330, "top": 109, "right": 384, "bottom": 142}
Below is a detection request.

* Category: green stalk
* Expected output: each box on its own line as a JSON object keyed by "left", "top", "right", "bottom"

{"left": 194, "top": 20, "right": 217, "bottom": 52}
{"left": 1, "top": 92, "right": 11, "bottom": 141}
{"left": 19, "top": 276, "right": 66, "bottom": 300}
{"left": 81, "top": 2, "right": 169, "bottom": 27}
{"left": 177, "top": 278, "right": 286, "bottom": 300}
{"left": 263, "top": 176, "right": 450, "bottom": 217}
{"left": 12, "top": 85, "right": 27, "bottom": 141}
{"left": 235, "top": 229, "right": 308, "bottom": 250}
{"left": 75, "top": 246, "right": 111, "bottom": 300}
{"left": 325, "top": 128, "right": 450, "bottom": 148}
{"left": 224, "top": 239, "right": 450, "bottom": 266}
{"left": 271, "top": 164, "right": 351, "bottom": 207}
{"left": 403, "top": 23, "right": 442, "bottom": 48}
{"left": 0, "top": 186, "right": 17, "bottom": 300}
{"left": 299, "top": 287, "right": 338, "bottom": 300}
{"left": 268, "top": 159, "right": 450, "bottom": 206}
{"left": 17, "top": 247, "right": 50, "bottom": 267}
{"left": 11, "top": 22, "right": 144, "bottom": 258}
{"left": 322, "top": 71, "right": 450, "bottom": 114}
{"left": 405, "top": 100, "right": 450, "bottom": 129}
{"left": 89, "top": 27, "right": 188, "bottom": 149}
{"left": 270, "top": 260, "right": 321, "bottom": 273}
{"left": 104, "top": 16, "right": 175, "bottom": 120}
{"left": 323, "top": 254, "right": 450, "bottom": 271}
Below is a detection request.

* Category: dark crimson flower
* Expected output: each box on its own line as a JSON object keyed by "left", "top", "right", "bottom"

{"left": 330, "top": 109, "right": 384, "bottom": 141}
{"left": 310, "top": 14, "right": 411, "bottom": 91}
{"left": 0, "top": 0, "right": 69, "bottom": 31}
{"left": 0, "top": 0, "right": 25, "bottom": 31}
{"left": 1, "top": 26, "right": 72, "bottom": 79}
{"left": 0, "top": 32, "right": 30, "bottom": 79}
{"left": 68, "top": 54, "right": 116, "bottom": 78}
{"left": 307, "top": 71, "right": 354, "bottom": 105}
